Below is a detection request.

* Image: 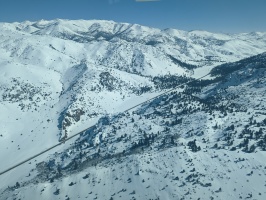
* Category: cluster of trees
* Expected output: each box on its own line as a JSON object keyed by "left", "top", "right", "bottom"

{"left": 152, "top": 75, "right": 192, "bottom": 90}
{"left": 187, "top": 140, "right": 201, "bottom": 152}
{"left": 99, "top": 72, "right": 119, "bottom": 91}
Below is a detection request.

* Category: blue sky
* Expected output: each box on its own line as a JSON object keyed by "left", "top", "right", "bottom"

{"left": 0, "top": 0, "right": 265, "bottom": 33}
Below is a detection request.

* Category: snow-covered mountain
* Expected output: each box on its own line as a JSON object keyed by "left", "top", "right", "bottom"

{"left": 0, "top": 19, "right": 266, "bottom": 200}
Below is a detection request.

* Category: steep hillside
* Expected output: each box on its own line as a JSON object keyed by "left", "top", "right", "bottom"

{"left": 0, "top": 20, "right": 266, "bottom": 200}
{"left": 1, "top": 52, "right": 266, "bottom": 200}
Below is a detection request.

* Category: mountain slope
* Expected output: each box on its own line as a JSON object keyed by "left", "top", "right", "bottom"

{"left": 0, "top": 19, "right": 266, "bottom": 200}
{"left": 1, "top": 52, "right": 266, "bottom": 200}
